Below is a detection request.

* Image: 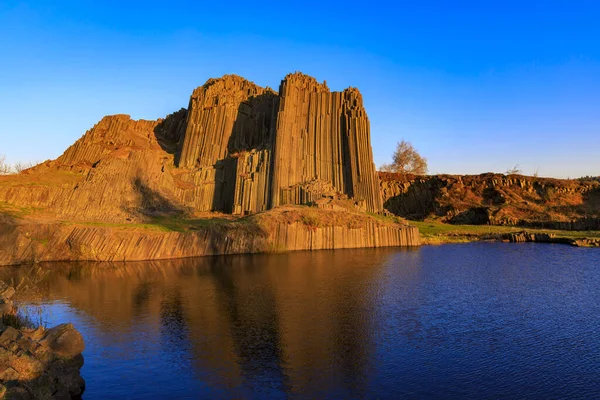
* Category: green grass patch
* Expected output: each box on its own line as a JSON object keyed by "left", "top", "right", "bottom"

{"left": 367, "top": 212, "right": 405, "bottom": 225}
{"left": 0, "top": 202, "right": 44, "bottom": 218}
{"left": 73, "top": 220, "right": 172, "bottom": 232}
{"left": 71, "top": 214, "right": 263, "bottom": 234}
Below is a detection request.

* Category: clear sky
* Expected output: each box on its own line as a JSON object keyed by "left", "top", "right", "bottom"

{"left": 1, "top": 1, "right": 599, "bottom": 178}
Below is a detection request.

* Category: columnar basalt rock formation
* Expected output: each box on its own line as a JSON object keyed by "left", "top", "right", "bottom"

{"left": 271, "top": 73, "right": 383, "bottom": 213}
{"left": 3, "top": 73, "right": 385, "bottom": 217}
{"left": 0, "top": 212, "right": 420, "bottom": 265}
{"left": 175, "top": 72, "right": 383, "bottom": 215}
{"left": 176, "top": 76, "right": 279, "bottom": 214}
{"left": 0, "top": 72, "right": 419, "bottom": 265}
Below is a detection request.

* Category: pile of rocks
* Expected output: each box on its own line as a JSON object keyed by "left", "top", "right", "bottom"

{"left": 0, "top": 282, "right": 85, "bottom": 399}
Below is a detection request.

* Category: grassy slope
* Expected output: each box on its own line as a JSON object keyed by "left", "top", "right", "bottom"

{"left": 0, "top": 200, "right": 408, "bottom": 234}
{"left": 3, "top": 199, "right": 598, "bottom": 247}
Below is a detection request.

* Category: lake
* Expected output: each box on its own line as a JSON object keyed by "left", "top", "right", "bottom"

{"left": 2, "top": 243, "right": 599, "bottom": 399}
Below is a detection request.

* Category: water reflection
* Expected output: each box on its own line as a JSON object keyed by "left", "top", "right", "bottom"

{"left": 2, "top": 244, "right": 599, "bottom": 399}
{"left": 0, "top": 248, "right": 416, "bottom": 399}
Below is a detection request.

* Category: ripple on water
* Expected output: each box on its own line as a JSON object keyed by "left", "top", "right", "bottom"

{"left": 2, "top": 243, "right": 599, "bottom": 399}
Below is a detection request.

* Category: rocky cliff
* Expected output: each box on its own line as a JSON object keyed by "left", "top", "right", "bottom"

{"left": 0, "top": 73, "right": 417, "bottom": 265}
{"left": 380, "top": 172, "right": 600, "bottom": 230}
{"left": 1, "top": 73, "right": 383, "bottom": 219}
{"left": 271, "top": 73, "right": 382, "bottom": 213}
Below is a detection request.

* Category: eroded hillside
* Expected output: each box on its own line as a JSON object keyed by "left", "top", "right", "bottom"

{"left": 380, "top": 172, "right": 600, "bottom": 230}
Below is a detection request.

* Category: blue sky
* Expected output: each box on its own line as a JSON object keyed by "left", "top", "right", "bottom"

{"left": 1, "top": 1, "right": 599, "bottom": 177}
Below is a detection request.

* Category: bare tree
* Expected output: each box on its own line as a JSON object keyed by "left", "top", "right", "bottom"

{"left": 505, "top": 164, "right": 522, "bottom": 175}
{"left": 380, "top": 140, "right": 428, "bottom": 175}
{"left": 13, "top": 161, "right": 36, "bottom": 173}
{"left": 0, "top": 155, "right": 12, "bottom": 175}
{"left": 0, "top": 155, "right": 37, "bottom": 175}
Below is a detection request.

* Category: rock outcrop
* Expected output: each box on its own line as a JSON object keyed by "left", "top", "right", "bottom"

{"left": 175, "top": 73, "right": 383, "bottom": 215}
{"left": 0, "top": 74, "right": 420, "bottom": 265}
{"left": 0, "top": 282, "right": 85, "bottom": 399}
{"left": 501, "top": 231, "right": 600, "bottom": 247}
{"left": 0, "top": 73, "right": 384, "bottom": 222}
{"left": 380, "top": 172, "right": 600, "bottom": 230}
{"left": 270, "top": 73, "right": 383, "bottom": 213}
{"left": 0, "top": 208, "right": 419, "bottom": 266}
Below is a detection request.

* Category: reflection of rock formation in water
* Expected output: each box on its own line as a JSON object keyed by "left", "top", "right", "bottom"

{"left": 206, "top": 258, "right": 290, "bottom": 396}
{"left": 0, "top": 251, "right": 411, "bottom": 396}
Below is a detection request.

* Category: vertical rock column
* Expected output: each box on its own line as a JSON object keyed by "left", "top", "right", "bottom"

{"left": 179, "top": 76, "right": 267, "bottom": 169}
{"left": 270, "top": 73, "right": 383, "bottom": 213}
{"left": 270, "top": 74, "right": 346, "bottom": 208}
{"left": 177, "top": 75, "right": 276, "bottom": 212}
{"left": 340, "top": 88, "right": 384, "bottom": 213}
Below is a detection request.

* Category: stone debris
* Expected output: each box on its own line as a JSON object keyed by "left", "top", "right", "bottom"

{"left": 0, "top": 283, "right": 85, "bottom": 399}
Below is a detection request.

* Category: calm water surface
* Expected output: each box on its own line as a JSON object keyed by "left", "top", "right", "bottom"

{"left": 2, "top": 243, "right": 600, "bottom": 399}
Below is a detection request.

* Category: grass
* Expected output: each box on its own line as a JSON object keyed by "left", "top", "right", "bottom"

{"left": 0, "top": 170, "right": 83, "bottom": 188}
{"left": 0, "top": 202, "right": 44, "bottom": 219}
{"left": 69, "top": 206, "right": 407, "bottom": 235}
{"left": 74, "top": 220, "right": 173, "bottom": 232}
{"left": 412, "top": 219, "right": 600, "bottom": 244}
{"left": 71, "top": 213, "right": 265, "bottom": 235}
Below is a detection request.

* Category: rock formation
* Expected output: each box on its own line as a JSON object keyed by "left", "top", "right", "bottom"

{"left": 380, "top": 172, "right": 600, "bottom": 229}
{"left": 270, "top": 73, "right": 383, "bottom": 213}
{"left": 0, "top": 282, "right": 85, "bottom": 399}
{"left": 0, "top": 209, "right": 419, "bottom": 266}
{"left": 175, "top": 72, "right": 383, "bottom": 215}
{"left": 9, "top": 72, "right": 383, "bottom": 220}
{"left": 0, "top": 72, "right": 419, "bottom": 265}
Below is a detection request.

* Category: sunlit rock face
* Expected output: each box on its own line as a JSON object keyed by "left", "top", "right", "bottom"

{"left": 178, "top": 72, "right": 383, "bottom": 214}
{"left": 0, "top": 72, "right": 383, "bottom": 220}
{"left": 380, "top": 172, "right": 600, "bottom": 229}
{"left": 0, "top": 73, "right": 420, "bottom": 266}
{"left": 0, "top": 281, "right": 85, "bottom": 399}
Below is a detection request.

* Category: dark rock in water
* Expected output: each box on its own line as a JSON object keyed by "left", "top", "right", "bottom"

{"left": 500, "top": 231, "right": 600, "bottom": 247}
{"left": 0, "top": 282, "right": 85, "bottom": 399}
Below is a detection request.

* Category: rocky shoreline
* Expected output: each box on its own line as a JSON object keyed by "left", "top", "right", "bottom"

{"left": 0, "top": 282, "right": 85, "bottom": 399}
{"left": 0, "top": 213, "right": 420, "bottom": 266}
{"left": 422, "top": 230, "right": 600, "bottom": 247}
{"left": 500, "top": 231, "right": 600, "bottom": 247}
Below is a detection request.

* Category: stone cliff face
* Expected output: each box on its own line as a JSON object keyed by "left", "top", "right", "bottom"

{"left": 175, "top": 72, "right": 383, "bottom": 215}
{"left": 380, "top": 172, "right": 600, "bottom": 230}
{"left": 0, "top": 73, "right": 416, "bottom": 265}
{"left": 177, "top": 75, "right": 279, "bottom": 214}
{"left": 271, "top": 73, "right": 382, "bottom": 213}
{"left": 0, "top": 72, "right": 384, "bottom": 221}
{"left": 0, "top": 209, "right": 419, "bottom": 266}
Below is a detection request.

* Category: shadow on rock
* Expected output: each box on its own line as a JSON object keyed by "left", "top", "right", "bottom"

{"left": 153, "top": 108, "right": 188, "bottom": 167}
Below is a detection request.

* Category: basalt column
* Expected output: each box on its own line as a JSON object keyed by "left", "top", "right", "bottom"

{"left": 339, "top": 88, "right": 383, "bottom": 213}
{"left": 177, "top": 75, "right": 278, "bottom": 213}
{"left": 270, "top": 73, "right": 383, "bottom": 213}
